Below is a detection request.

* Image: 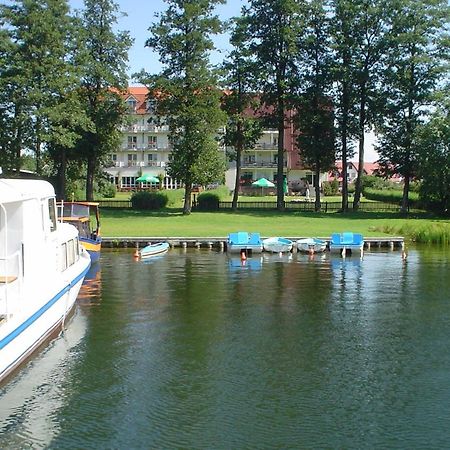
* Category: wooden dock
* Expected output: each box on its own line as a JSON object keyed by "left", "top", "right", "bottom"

{"left": 102, "top": 236, "right": 405, "bottom": 251}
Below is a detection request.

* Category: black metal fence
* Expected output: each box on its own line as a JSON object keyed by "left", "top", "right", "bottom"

{"left": 97, "top": 199, "right": 402, "bottom": 213}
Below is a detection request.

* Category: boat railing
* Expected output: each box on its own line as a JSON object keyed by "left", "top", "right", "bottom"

{"left": 0, "top": 249, "right": 23, "bottom": 318}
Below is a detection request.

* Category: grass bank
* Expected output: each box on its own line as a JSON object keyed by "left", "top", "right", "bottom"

{"left": 100, "top": 208, "right": 449, "bottom": 243}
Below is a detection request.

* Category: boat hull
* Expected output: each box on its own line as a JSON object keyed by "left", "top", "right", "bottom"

{"left": 0, "top": 256, "right": 90, "bottom": 384}
{"left": 80, "top": 237, "right": 102, "bottom": 263}
{"left": 140, "top": 242, "right": 169, "bottom": 258}
{"left": 227, "top": 244, "right": 263, "bottom": 254}
{"left": 263, "top": 237, "right": 293, "bottom": 253}
{"left": 297, "top": 238, "right": 327, "bottom": 253}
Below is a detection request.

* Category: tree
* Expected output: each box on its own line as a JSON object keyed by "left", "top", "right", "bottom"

{"left": 222, "top": 20, "right": 263, "bottom": 210}
{"left": 295, "top": 0, "right": 336, "bottom": 211}
{"left": 143, "top": 0, "right": 226, "bottom": 214}
{"left": 240, "top": 0, "right": 303, "bottom": 211}
{"left": 376, "top": 0, "right": 450, "bottom": 213}
{"left": 330, "top": 0, "right": 359, "bottom": 212}
{"left": 0, "top": 0, "right": 81, "bottom": 177}
{"left": 416, "top": 96, "right": 450, "bottom": 215}
{"left": 351, "top": 0, "right": 389, "bottom": 210}
{"left": 76, "top": 0, "right": 132, "bottom": 201}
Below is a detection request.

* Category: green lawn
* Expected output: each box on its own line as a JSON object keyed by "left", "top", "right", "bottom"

{"left": 100, "top": 208, "right": 449, "bottom": 243}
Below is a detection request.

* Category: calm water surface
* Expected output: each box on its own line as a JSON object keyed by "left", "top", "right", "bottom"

{"left": 1, "top": 247, "right": 450, "bottom": 449}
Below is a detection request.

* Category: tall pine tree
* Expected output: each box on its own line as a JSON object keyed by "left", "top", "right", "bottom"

{"left": 76, "top": 0, "right": 132, "bottom": 201}
{"left": 240, "top": 0, "right": 303, "bottom": 211}
{"left": 143, "top": 0, "right": 226, "bottom": 214}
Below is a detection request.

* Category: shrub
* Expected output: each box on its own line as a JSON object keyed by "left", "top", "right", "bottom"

{"left": 197, "top": 192, "right": 220, "bottom": 210}
{"left": 348, "top": 182, "right": 355, "bottom": 194}
{"left": 101, "top": 182, "right": 116, "bottom": 198}
{"left": 322, "top": 180, "right": 339, "bottom": 196}
{"left": 364, "top": 188, "right": 420, "bottom": 206}
{"left": 131, "top": 191, "right": 168, "bottom": 210}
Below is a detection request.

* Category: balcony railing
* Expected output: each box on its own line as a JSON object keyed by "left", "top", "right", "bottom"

{"left": 112, "top": 161, "right": 167, "bottom": 168}
{"left": 120, "top": 124, "right": 169, "bottom": 133}
{"left": 242, "top": 161, "right": 287, "bottom": 168}
{"left": 254, "top": 142, "right": 277, "bottom": 150}
{"left": 122, "top": 144, "right": 172, "bottom": 151}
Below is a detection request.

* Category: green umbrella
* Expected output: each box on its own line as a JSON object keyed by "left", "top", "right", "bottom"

{"left": 252, "top": 177, "right": 275, "bottom": 188}
{"left": 136, "top": 174, "right": 160, "bottom": 183}
{"left": 252, "top": 177, "right": 275, "bottom": 196}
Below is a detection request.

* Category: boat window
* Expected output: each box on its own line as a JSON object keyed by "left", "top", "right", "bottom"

{"left": 60, "top": 243, "right": 68, "bottom": 272}
{"left": 75, "top": 238, "right": 80, "bottom": 260}
{"left": 48, "top": 199, "right": 57, "bottom": 232}
{"left": 67, "top": 239, "right": 75, "bottom": 267}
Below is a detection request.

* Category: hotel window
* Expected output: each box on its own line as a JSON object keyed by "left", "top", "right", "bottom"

{"left": 126, "top": 98, "right": 137, "bottom": 112}
{"left": 244, "top": 155, "right": 255, "bottom": 164}
{"left": 147, "top": 153, "right": 158, "bottom": 162}
{"left": 127, "top": 136, "right": 137, "bottom": 149}
{"left": 128, "top": 154, "right": 137, "bottom": 166}
{"left": 148, "top": 135, "right": 157, "bottom": 149}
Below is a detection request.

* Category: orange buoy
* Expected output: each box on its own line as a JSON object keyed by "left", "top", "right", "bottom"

{"left": 133, "top": 244, "right": 140, "bottom": 259}
{"left": 240, "top": 250, "right": 247, "bottom": 261}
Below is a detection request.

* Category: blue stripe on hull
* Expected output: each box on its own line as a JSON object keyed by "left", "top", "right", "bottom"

{"left": 0, "top": 264, "right": 90, "bottom": 351}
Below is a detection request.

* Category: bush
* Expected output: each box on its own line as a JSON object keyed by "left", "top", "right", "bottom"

{"left": 101, "top": 182, "right": 116, "bottom": 198}
{"left": 364, "top": 187, "right": 420, "bottom": 206}
{"left": 131, "top": 191, "right": 168, "bottom": 210}
{"left": 348, "top": 183, "right": 355, "bottom": 194}
{"left": 322, "top": 180, "right": 339, "bottom": 196}
{"left": 197, "top": 192, "right": 220, "bottom": 210}
{"left": 361, "top": 175, "right": 394, "bottom": 191}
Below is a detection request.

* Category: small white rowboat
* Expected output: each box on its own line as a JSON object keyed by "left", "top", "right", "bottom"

{"left": 297, "top": 238, "right": 327, "bottom": 253}
{"left": 263, "top": 237, "right": 293, "bottom": 253}
{"left": 140, "top": 242, "right": 169, "bottom": 258}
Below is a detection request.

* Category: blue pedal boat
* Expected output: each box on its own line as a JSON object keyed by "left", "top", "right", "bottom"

{"left": 329, "top": 232, "right": 364, "bottom": 256}
{"left": 227, "top": 232, "right": 263, "bottom": 254}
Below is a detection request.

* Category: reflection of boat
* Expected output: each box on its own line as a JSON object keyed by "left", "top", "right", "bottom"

{"left": 329, "top": 232, "right": 364, "bottom": 256}
{"left": 228, "top": 256, "right": 262, "bottom": 271}
{"left": 297, "top": 238, "right": 327, "bottom": 254}
{"left": 78, "top": 262, "right": 102, "bottom": 302}
{"left": 59, "top": 202, "right": 101, "bottom": 262}
{"left": 140, "top": 242, "right": 169, "bottom": 258}
{"left": 0, "top": 179, "right": 90, "bottom": 384}
{"left": 263, "top": 237, "right": 293, "bottom": 253}
{"left": 227, "top": 232, "right": 263, "bottom": 254}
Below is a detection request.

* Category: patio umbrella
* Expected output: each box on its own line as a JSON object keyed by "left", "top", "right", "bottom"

{"left": 252, "top": 177, "right": 275, "bottom": 196}
{"left": 136, "top": 174, "right": 160, "bottom": 183}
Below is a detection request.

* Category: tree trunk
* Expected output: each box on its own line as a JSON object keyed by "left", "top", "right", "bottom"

{"left": 56, "top": 148, "right": 67, "bottom": 200}
{"left": 183, "top": 180, "right": 192, "bottom": 215}
{"left": 401, "top": 172, "right": 410, "bottom": 214}
{"left": 86, "top": 156, "right": 95, "bottom": 201}
{"left": 232, "top": 119, "right": 243, "bottom": 211}
{"left": 314, "top": 163, "right": 321, "bottom": 212}
{"left": 353, "top": 82, "right": 366, "bottom": 211}
{"left": 277, "top": 95, "right": 285, "bottom": 211}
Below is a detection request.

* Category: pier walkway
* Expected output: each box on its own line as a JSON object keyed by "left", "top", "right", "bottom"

{"left": 102, "top": 236, "right": 405, "bottom": 251}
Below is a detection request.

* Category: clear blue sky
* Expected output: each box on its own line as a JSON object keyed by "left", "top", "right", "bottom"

{"left": 69, "top": 0, "right": 245, "bottom": 80}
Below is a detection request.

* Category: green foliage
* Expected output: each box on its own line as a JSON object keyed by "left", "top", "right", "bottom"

{"left": 376, "top": 222, "right": 450, "bottom": 245}
{"left": 361, "top": 175, "right": 394, "bottom": 191}
{"left": 131, "top": 191, "right": 169, "bottom": 210}
{"left": 75, "top": 0, "right": 132, "bottom": 200}
{"left": 322, "top": 180, "right": 339, "bottom": 196}
{"left": 364, "top": 188, "right": 419, "bottom": 205}
{"left": 197, "top": 192, "right": 220, "bottom": 211}
{"left": 142, "top": 0, "right": 226, "bottom": 214}
{"left": 100, "top": 182, "right": 116, "bottom": 199}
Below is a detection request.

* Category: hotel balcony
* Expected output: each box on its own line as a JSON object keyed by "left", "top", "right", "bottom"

{"left": 122, "top": 143, "right": 172, "bottom": 151}
{"left": 112, "top": 161, "right": 167, "bottom": 168}
{"left": 254, "top": 142, "right": 277, "bottom": 150}
{"left": 241, "top": 160, "right": 287, "bottom": 168}
{"left": 120, "top": 124, "right": 170, "bottom": 133}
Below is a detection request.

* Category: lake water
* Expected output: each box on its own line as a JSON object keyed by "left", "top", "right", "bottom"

{"left": 1, "top": 247, "right": 450, "bottom": 449}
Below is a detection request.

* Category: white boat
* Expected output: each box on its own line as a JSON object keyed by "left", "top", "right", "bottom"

{"left": 296, "top": 238, "right": 327, "bottom": 254}
{"left": 140, "top": 242, "right": 169, "bottom": 258}
{"left": 0, "top": 179, "right": 91, "bottom": 384}
{"left": 262, "top": 237, "right": 293, "bottom": 253}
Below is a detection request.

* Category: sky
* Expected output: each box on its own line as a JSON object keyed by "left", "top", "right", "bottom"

{"left": 68, "top": 0, "right": 378, "bottom": 162}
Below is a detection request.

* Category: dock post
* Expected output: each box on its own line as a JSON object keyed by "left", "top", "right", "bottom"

{"left": 389, "top": 241, "right": 394, "bottom": 251}
{"left": 208, "top": 242, "right": 213, "bottom": 249}
{"left": 195, "top": 241, "right": 201, "bottom": 249}
{"left": 366, "top": 241, "right": 371, "bottom": 250}
{"left": 220, "top": 241, "right": 225, "bottom": 252}
{"left": 182, "top": 242, "right": 187, "bottom": 249}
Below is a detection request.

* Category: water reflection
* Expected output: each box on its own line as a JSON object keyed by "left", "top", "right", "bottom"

{"left": 1, "top": 248, "right": 450, "bottom": 449}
